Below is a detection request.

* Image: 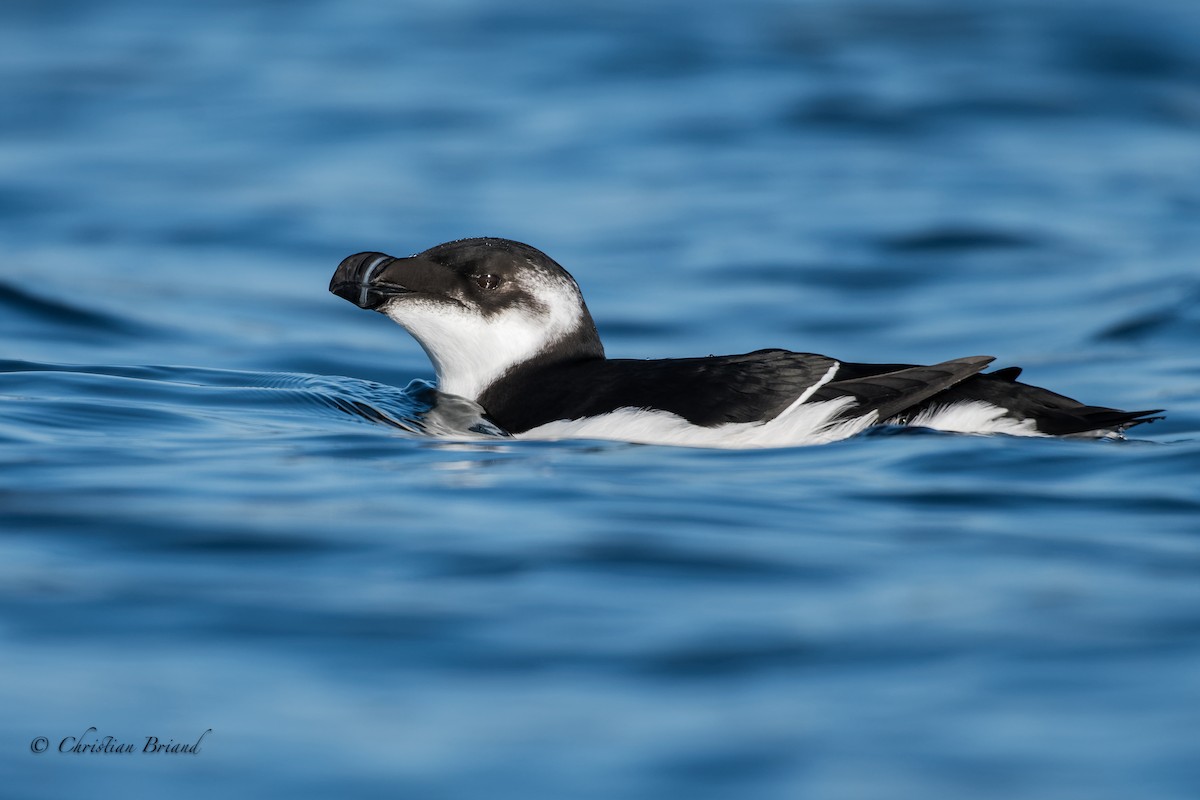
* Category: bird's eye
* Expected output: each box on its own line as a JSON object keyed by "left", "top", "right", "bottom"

{"left": 475, "top": 274, "right": 502, "bottom": 290}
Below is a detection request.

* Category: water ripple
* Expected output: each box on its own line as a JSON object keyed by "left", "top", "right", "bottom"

{"left": 0, "top": 361, "right": 506, "bottom": 441}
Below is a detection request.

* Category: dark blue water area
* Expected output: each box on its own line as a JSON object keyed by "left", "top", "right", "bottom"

{"left": 3, "top": 0, "right": 1200, "bottom": 797}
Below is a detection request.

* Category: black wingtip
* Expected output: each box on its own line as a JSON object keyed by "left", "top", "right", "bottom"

{"left": 1054, "top": 406, "right": 1166, "bottom": 435}
{"left": 1120, "top": 409, "right": 1166, "bottom": 429}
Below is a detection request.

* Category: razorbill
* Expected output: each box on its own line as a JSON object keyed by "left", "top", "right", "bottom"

{"left": 329, "top": 237, "right": 1163, "bottom": 447}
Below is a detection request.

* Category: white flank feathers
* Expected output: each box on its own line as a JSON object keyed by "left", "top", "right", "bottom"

{"left": 517, "top": 398, "right": 1068, "bottom": 449}
{"left": 907, "top": 401, "right": 1044, "bottom": 436}
{"left": 519, "top": 397, "right": 874, "bottom": 449}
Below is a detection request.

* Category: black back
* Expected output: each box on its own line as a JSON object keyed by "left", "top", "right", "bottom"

{"left": 478, "top": 349, "right": 838, "bottom": 433}
{"left": 476, "top": 348, "right": 1162, "bottom": 436}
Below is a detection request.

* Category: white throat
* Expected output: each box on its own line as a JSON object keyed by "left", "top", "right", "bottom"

{"left": 384, "top": 296, "right": 581, "bottom": 400}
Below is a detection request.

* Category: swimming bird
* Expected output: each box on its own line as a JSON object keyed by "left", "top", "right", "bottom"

{"left": 330, "top": 237, "right": 1162, "bottom": 447}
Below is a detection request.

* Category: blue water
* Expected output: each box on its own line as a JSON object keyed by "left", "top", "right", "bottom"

{"left": 3, "top": 0, "right": 1200, "bottom": 797}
